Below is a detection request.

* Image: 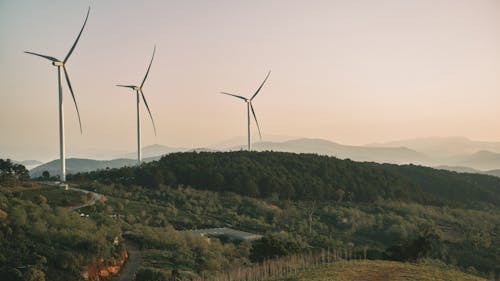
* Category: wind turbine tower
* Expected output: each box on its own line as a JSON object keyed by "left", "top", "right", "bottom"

{"left": 117, "top": 46, "right": 157, "bottom": 165}
{"left": 25, "top": 7, "right": 90, "bottom": 182}
{"left": 220, "top": 71, "right": 271, "bottom": 150}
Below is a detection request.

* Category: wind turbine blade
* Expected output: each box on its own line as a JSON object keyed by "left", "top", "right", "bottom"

{"left": 250, "top": 103, "right": 262, "bottom": 140}
{"left": 64, "top": 6, "right": 90, "bottom": 63}
{"left": 24, "top": 51, "right": 59, "bottom": 62}
{"left": 63, "top": 67, "right": 83, "bottom": 134}
{"left": 140, "top": 46, "right": 156, "bottom": 88}
{"left": 116, "top": 85, "right": 136, "bottom": 89}
{"left": 250, "top": 70, "right": 271, "bottom": 101}
{"left": 140, "top": 90, "right": 157, "bottom": 136}
{"left": 220, "top": 92, "right": 247, "bottom": 101}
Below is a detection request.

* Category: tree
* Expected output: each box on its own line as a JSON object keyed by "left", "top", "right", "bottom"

{"left": 35, "top": 195, "right": 48, "bottom": 205}
{"left": 42, "top": 171, "right": 50, "bottom": 181}
{"left": 250, "top": 233, "right": 305, "bottom": 262}
{"left": 135, "top": 268, "right": 168, "bottom": 281}
{"left": 299, "top": 201, "right": 317, "bottom": 234}
{"left": 24, "top": 268, "right": 46, "bottom": 281}
{"left": 0, "top": 267, "right": 23, "bottom": 281}
{"left": 386, "top": 228, "right": 443, "bottom": 262}
{"left": 0, "top": 159, "right": 29, "bottom": 182}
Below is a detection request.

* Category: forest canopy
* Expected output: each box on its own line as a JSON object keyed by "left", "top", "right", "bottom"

{"left": 71, "top": 151, "right": 500, "bottom": 206}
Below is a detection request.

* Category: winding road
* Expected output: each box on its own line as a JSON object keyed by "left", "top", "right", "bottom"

{"left": 68, "top": 187, "right": 103, "bottom": 212}
{"left": 112, "top": 242, "right": 143, "bottom": 281}
{"left": 69, "top": 186, "right": 142, "bottom": 280}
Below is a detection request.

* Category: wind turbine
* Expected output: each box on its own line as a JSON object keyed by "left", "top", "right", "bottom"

{"left": 117, "top": 46, "right": 157, "bottom": 165}
{"left": 25, "top": 7, "right": 90, "bottom": 183}
{"left": 220, "top": 71, "right": 271, "bottom": 150}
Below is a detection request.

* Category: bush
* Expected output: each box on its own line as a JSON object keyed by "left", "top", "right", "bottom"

{"left": 135, "top": 268, "right": 168, "bottom": 281}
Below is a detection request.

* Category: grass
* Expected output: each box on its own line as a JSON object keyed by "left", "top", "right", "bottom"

{"left": 142, "top": 249, "right": 175, "bottom": 270}
{"left": 276, "top": 260, "right": 487, "bottom": 281}
{"left": 7, "top": 185, "right": 90, "bottom": 207}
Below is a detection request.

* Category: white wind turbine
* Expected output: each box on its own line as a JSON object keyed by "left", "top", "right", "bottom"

{"left": 25, "top": 7, "right": 90, "bottom": 182}
{"left": 220, "top": 71, "right": 271, "bottom": 150}
{"left": 117, "top": 46, "right": 157, "bottom": 165}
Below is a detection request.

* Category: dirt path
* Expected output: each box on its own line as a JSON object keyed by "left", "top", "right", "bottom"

{"left": 67, "top": 187, "right": 143, "bottom": 280}
{"left": 112, "top": 242, "right": 143, "bottom": 281}
{"left": 68, "top": 187, "right": 103, "bottom": 212}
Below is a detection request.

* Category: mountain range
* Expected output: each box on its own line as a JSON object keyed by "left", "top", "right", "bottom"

{"left": 25, "top": 137, "right": 500, "bottom": 178}
{"left": 29, "top": 157, "right": 160, "bottom": 178}
{"left": 369, "top": 136, "right": 500, "bottom": 157}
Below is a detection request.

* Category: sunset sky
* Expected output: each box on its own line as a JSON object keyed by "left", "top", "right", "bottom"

{"left": 2, "top": 0, "right": 500, "bottom": 161}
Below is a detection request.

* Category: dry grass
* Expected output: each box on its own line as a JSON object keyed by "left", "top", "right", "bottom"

{"left": 280, "top": 260, "right": 487, "bottom": 281}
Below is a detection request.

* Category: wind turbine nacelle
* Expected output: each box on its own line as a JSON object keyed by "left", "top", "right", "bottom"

{"left": 52, "top": 61, "right": 64, "bottom": 66}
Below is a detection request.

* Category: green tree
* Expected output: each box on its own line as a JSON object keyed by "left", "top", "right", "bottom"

{"left": 250, "top": 233, "right": 305, "bottom": 262}
{"left": 135, "top": 268, "right": 168, "bottom": 281}
{"left": 24, "top": 268, "right": 46, "bottom": 281}
{"left": 42, "top": 171, "right": 50, "bottom": 180}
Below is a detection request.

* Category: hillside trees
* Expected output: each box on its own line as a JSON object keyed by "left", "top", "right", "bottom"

{"left": 0, "top": 159, "right": 29, "bottom": 182}
{"left": 0, "top": 191, "right": 122, "bottom": 281}
{"left": 72, "top": 151, "right": 500, "bottom": 206}
{"left": 250, "top": 232, "right": 307, "bottom": 262}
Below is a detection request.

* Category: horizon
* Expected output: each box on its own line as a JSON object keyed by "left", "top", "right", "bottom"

{"left": 3, "top": 134, "right": 500, "bottom": 163}
{"left": 2, "top": 0, "right": 500, "bottom": 161}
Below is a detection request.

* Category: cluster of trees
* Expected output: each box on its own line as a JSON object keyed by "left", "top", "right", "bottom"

{"left": 123, "top": 224, "right": 251, "bottom": 277}
{"left": 0, "top": 191, "right": 123, "bottom": 281}
{"left": 385, "top": 228, "right": 444, "bottom": 262}
{"left": 80, "top": 182, "right": 499, "bottom": 279}
{"left": 72, "top": 151, "right": 500, "bottom": 206}
{"left": 0, "top": 159, "right": 29, "bottom": 183}
{"left": 250, "top": 232, "right": 307, "bottom": 262}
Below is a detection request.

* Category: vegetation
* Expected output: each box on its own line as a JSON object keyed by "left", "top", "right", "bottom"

{"left": 11, "top": 186, "right": 93, "bottom": 208}
{"left": 0, "top": 159, "right": 29, "bottom": 183}
{"left": 281, "top": 260, "right": 488, "bottom": 281}
{"left": 1, "top": 153, "right": 500, "bottom": 280}
{"left": 75, "top": 181, "right": 499, "bottom": 280}
{"left": 72, "top": 151, "right": 500, "bottom": 206}
{"left": 0, "top": 190, "right": 123, "bottom": 281}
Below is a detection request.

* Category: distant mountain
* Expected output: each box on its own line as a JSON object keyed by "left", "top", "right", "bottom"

{"left": 121, "top": 144, "right": 185, "bottom": 159}
{"left": 25, "top": 137, "right": 500, "bottom": 177}
{"left": 370, "top": 137, "right": 500, "bottom": 158}
{"left": 484, "top": 169, "right": 500, "bottom": 178}
{"left": 12, "top": 159, "right": 43, "bottom": 170}
{"left": 29, "top": 139, "right": 431, "bottom": 178}
{"left": 210, "top": 135, "right": 300, "bottom": 150}
{"left": 30, "top": 158, "right": 136, "bottom": 178}
{"left": 434, "top": 165, "right": 500, "bottom": 179}
{"left": 30, "top": 145, "right": 186, "bottom": 178}
{"left": 435, "top": 165, "right": 482, "bottom": 174}
{"left": 187, "top": 148, "right": 220, "bottom": 153}
{"left": 246, "top": 138, "right": 430, "bottom": 165}
{"left": 18, "top": 160, "right": 43, "bottom": 166}
{"left": 446, "top": 150, "right": 500, "bottom": 171}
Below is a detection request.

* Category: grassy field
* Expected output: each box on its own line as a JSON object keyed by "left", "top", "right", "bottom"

{"left": 4, "top": 185, "right": 91, "bottom": 207}
{"left": 278, "top": 260, "right": 487, "bottom": 281}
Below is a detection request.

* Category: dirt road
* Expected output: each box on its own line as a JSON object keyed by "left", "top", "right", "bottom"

{"left": 112, "top": 242, "right": 143, "bottom": 281}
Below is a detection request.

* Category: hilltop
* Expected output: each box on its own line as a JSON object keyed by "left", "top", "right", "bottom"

{"left": 27, "top": 137, "right": 500, "bottom": 178}
{"left": 76, "top": 151, "right": 500, "bottom": 206}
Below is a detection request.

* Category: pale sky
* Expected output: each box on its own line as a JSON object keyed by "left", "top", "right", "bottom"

{"left": 2, "top": 0, "right": 500, "bottom": 161}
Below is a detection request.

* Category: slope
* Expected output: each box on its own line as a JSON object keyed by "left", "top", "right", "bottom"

{"left": 288, "top": 260, "right": 487, "bottom": 281}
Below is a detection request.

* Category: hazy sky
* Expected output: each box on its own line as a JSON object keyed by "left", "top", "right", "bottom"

{"left": 2, "top": 0, "right": 500, "bottom": 160}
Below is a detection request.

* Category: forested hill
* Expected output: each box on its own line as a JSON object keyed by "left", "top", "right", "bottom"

{"left": 72, "top": 151, "right": 500, "bottom": 206}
